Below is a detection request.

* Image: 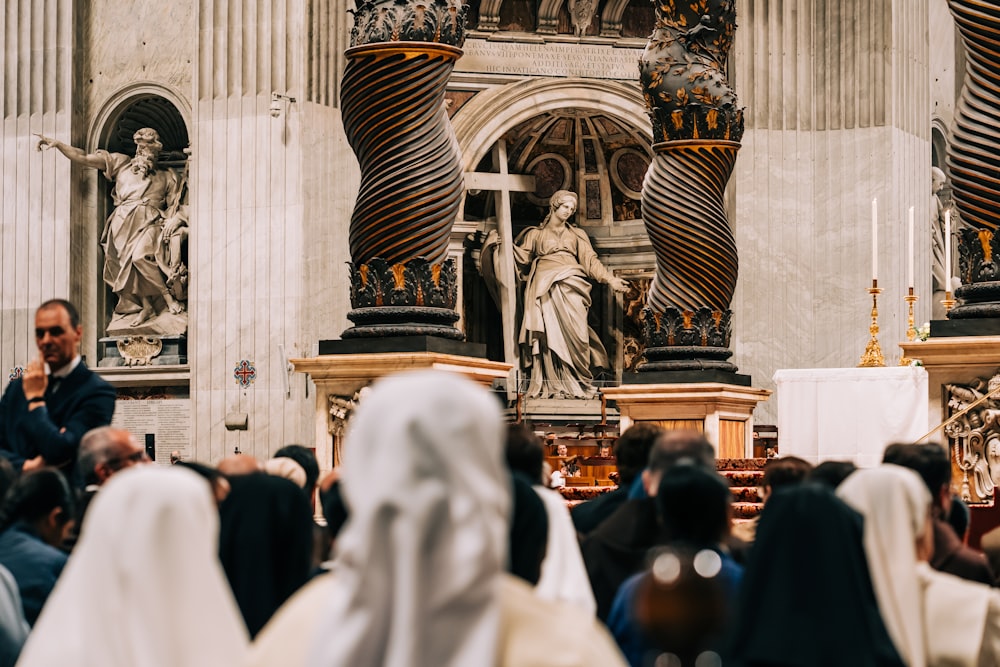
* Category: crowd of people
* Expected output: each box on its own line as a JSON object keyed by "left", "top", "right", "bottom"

{"left": 4, "top": 299, "right": 1000, "bottom": 665}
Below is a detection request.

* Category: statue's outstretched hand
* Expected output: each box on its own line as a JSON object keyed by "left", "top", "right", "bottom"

{"left": 610, "top": 277, "right": 630, "bottom": 293}
{"left": 34, "top": 134, "right": 57, "bottom": 151}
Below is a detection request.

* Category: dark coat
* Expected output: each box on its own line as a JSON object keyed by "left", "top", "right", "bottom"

{"left": 580, "top": 497, "right": 661, "bottom": 622}
{"left": 931, "top": 517, "right": 995, "bottom": 585}
{"left": 0, "top": 363, "right": 115, "bottom": 480}
{"left": 571, "top": 485, "right": 629, "bottom": 536}
{"left": 0, "top": 524, "right": 66, "bottom": 626}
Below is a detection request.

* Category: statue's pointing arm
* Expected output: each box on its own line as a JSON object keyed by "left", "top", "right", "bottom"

{"left": 35, "top": 135, "right": 108, "bottom": 171}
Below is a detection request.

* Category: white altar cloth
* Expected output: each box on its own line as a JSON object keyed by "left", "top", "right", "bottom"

{"left": 773, "top": 366, "right": 929, "bottom": 468}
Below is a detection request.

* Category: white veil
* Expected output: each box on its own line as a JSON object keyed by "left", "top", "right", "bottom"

{"left": 309, "top": 370, "right": 511, "bottom": 667}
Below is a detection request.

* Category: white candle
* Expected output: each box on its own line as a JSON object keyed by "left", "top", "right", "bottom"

{"left": 908, "top": 206, "right": 915, "bottom": 289}
{"left": 945, "top": 208, "right": 952, "bottom": 291}
{"left": 872, "top": 198, "right": 878, "bottom": 282}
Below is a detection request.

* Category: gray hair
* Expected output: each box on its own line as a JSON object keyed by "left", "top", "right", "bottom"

{"left": 78, "top": 427, "right": 122, "bottom": 484}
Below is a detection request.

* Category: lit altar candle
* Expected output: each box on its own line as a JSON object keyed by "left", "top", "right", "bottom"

{"left": 871, "top": 198, "right": 878, "bottom": 282}
{"left": 945, "top": 208, "right": 952, "bottom": 291}
{"left": 908, "top": 206, "right": 915, "bottom": 288}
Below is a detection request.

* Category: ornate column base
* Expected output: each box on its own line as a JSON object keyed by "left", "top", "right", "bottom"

{"left": 602, "top": 383, "right": 771, "bottom": 459}
{"left": 292, "top": 351, "right": 511, "bottom": 474}
{"left": 637, "top": 307, "right": 738, "bottom": 374}
{"left": 949, "top": 282, "right": 1000, "bottom": 320}
{"left": 342, "top": 257, "right": 464, "bottom": 341}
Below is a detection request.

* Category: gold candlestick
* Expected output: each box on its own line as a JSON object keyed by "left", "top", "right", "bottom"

{"left": 942, "top": 290, "right": 956, "bottom": 314}
{"left": 859, "top": 280, "right": 886, "bottom": 367}
{"left": 898, "top": 287, "right": 918, "bottom": 366}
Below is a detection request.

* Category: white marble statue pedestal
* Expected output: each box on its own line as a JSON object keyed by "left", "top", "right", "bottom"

{"left": 602, "top": 383, "right": 771, "bottom": 459}
{"left": 291, "top": 351, "right": 512, "bottom": 471}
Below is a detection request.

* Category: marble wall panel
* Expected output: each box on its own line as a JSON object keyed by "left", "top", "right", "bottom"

{"left": 0, "top": 0, "right": 74, "bottom": 388}
{"left": 188, "top": 0, "right": 354, "bottom": 463}
{"left": 732, "top": 0, "right": 931, "bottom": 425}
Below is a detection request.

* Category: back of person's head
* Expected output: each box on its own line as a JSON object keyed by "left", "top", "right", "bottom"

{"left": 263, "top": 457, "right": 307, "bottom": 489}
{"left": 0, "top": 469, "right": 75, "bottom": 548}
{"left": 643, "top": 430, "right": 715, "bottom": 496}
{"left": 882, "top": 442, "right": 951, "bottom": 511}
{"left": 614, "top": 423, "right": 664, "bottom": 486}
{"left": 312, "top": 370, "right": 509, "bottom": 666}
{"left": 508, "top": 473, "right": 548, "bottom": 586}
{"left": 176, "top": 461, "right": 231, "bottom": 505}
{"left": 273, "top": 445, "right": 319, "bottom": 494}
{"left": 836, "top": 465, "right": 934, "bottom": 667}
{"left": 648, "top": 430, "right": 715, "bottom": 474}
{"left": 14, "top": 466, "right": 249, "bottom": 666}
{"left": 948, "top": 495, "right": 971, "bottom": 543}
{"left": 808, "top": 460, "right": 857, "bottom": 489}
{"left": 655, "top": 463, "right": 731, "bottom": 546}
{"left": 216, "top": 454, "right": 262, "bottom": 477}
{"left": 761, "top": 456, "right": 813, "bottom": 496}
{"left": 732, "top": 483, "right": 904, "bottom": 667}
{"left": 504, "top": 423, "right": 544, "bottom": 484}
{"left": 219, "top": 474, "right": 314, "bottom": 638}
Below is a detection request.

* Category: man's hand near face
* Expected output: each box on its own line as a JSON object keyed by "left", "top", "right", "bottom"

{"left": 22, "top": 352, "right": 49, "bottom": 410}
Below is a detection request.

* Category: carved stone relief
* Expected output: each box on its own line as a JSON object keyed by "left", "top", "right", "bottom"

{"left": 945, "top": 371, "right": 1000, "bottom": 505}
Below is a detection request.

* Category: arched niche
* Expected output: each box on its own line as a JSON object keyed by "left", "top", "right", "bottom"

{"left": 452, "top": 78, "right": 652, "bottom": 373}
{"left": 88, "top": 85, "right": 191, "bottom": 351}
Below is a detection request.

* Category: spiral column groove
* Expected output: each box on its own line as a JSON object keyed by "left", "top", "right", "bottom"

{"left": 637, "top": 0, "right": 744, "bottom": 372}
{"left": 945, "top": 1, "right": 1000, "bottom": 319}
{"left": 340, "top": 0, "right": 469, "bottom": 339}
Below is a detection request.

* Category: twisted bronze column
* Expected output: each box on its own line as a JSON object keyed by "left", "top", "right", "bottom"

{"left": 947, "top": 0, "right": 1000, "bottom": 319}
{"left": 637, "top": 1, "right": 744, "bottom": 372}
{"left": 340, "top": 0, "right": 468, "bottom": 339}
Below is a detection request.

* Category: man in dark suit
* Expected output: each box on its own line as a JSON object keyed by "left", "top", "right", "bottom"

{"left": 0, "top": 300, "right": 115, "bottom": 480}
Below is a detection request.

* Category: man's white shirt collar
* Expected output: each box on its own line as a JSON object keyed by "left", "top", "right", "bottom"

{"left": 49, "top": 355, "right": 81, "bottom": 379}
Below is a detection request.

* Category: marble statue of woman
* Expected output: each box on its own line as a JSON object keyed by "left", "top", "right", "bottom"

{"left": 485, "top": 190, "right": 628, "bottom": 399}
{"left": 37, "top": 129, "right": 186, "bottom": 333}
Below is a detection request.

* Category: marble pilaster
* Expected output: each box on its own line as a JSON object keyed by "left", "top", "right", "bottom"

{"left": 731, "top": 0, "right": 932, "bottom": 424}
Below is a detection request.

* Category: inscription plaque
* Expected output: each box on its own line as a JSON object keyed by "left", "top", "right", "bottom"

{"left": 455, "top": 39, "right": 642, "bottom": 81}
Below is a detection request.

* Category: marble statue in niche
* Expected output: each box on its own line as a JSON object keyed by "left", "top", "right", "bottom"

{"left": 932, "top": 166, "right": 950, "bottom": 296}
{"left": 482, "top": 190, "right": 628, "bottom": 399}
{"left": 38, "top": 129, "right": 188, "bottom": 335}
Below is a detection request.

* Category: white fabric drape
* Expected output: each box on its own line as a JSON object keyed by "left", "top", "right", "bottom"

{"left": 308, "top": 370, "right": 511, "bottom": 667}
{"left": 533, "top": 485, "right": 596, "bottom": 615}
{"left": 838, "top": 465, "right": 1000, "bottom": 667}
{"left": 17, "top": 466, "right": 248, "bottom": 667}
{"left": 775, "top": 367, "right": 928, "bottom": 467}
{"left": 837, "top": 465, "right": 931, "bottom": 667}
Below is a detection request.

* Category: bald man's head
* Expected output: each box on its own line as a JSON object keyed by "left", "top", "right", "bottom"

{"left": 79, "top": 427, "right": 150, "bottom": 486}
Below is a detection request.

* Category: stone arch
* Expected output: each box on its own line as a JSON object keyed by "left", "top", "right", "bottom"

{"left": 453, "top": 77, "right": 652, "bottom": 366}
{"left": 452, "top": 77, "right": 649, "bottom": 174}
{"left": 599, "top": 0, "right": 630, "bottom": 37}
{"left": 90, "top": 83, "right": 191, "bottom": 153}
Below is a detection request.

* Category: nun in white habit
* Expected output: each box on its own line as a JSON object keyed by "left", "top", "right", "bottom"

{"left": 17, "top": 466, "right": 249, "bottom": 667}
{"left": 249, "top": 371, "right": 624, "bottom": 667}
{"left": 837, "top": 464, "right": 1000, "bottom": 667}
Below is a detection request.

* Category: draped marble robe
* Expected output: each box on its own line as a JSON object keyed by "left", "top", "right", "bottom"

{"left": 512, "top": 223, "right": 614, "bottom": 399}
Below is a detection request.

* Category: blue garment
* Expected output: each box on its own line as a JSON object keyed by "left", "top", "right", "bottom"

{"left": 626, "top": 474, "right": 647, "bottom": 500}
{"left": 0, "top": 524, "right": 67, "bottom": 625}
{"left": 607, "top": 550, "right": 743, "bottom": 667}
{"left": 0, "top": 362, "right": 115, "bottom": 482}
